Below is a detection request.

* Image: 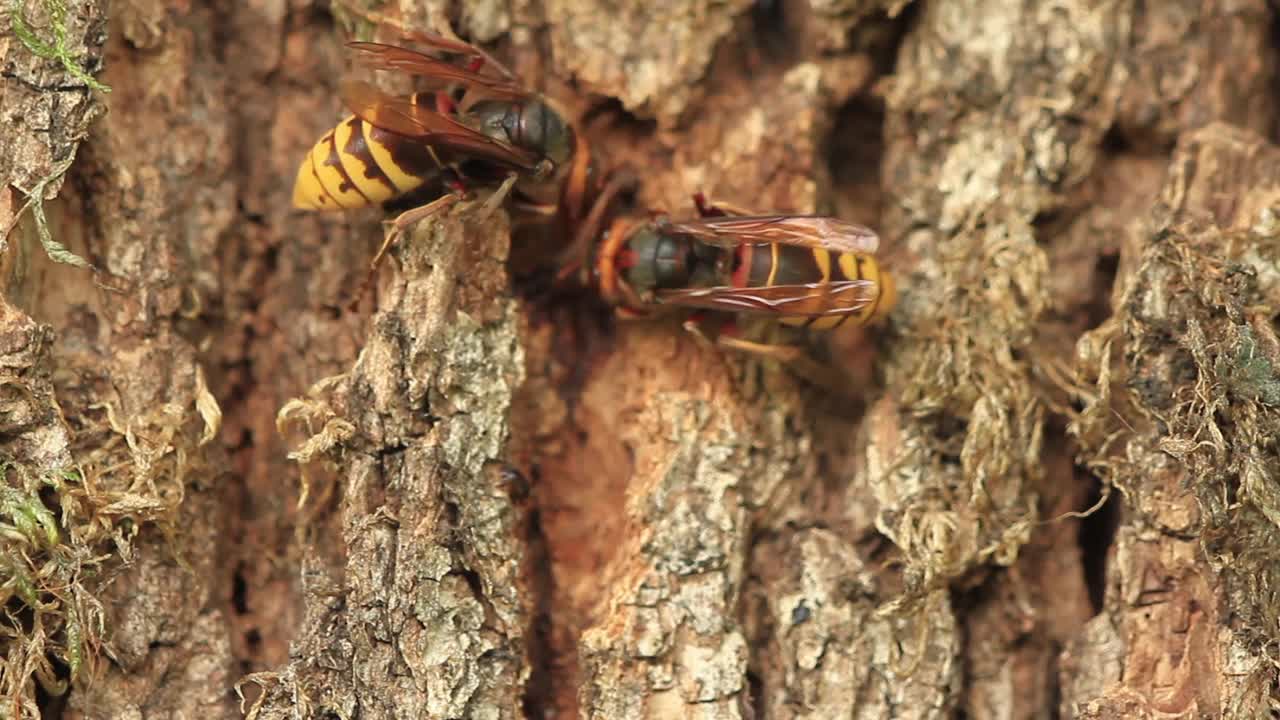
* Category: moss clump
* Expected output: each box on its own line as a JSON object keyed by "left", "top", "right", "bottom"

{"left": 1073, "top": 215, "right": 1280, "bottom": 696}
{"left": 1219, "top": 325, "right": 1280, "bottom": 407}
{"left": 7, "top": 0, "right": 109, "bottom": 93}
{"left": 7, "top": 155, "right": 94, "bottom": 270}
{"left": 871, "top": 218, "right": 1048, "bottom": 598}
{"left": 0, "top": 462, "right": 108, "bottom": 713}
{"left": 0, "top": 351, "right": 217, "bottom": 715}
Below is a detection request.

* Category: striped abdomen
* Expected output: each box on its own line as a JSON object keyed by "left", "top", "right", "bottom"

{"left": 292, "top": 93, "right": 444, "bottom": 211}
{"left": 731, "top": 243, "right": 897, "bottom": 329}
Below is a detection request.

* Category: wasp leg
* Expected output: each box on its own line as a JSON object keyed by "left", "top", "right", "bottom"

{"left": 714, "top": 335, "right": 805, "bottom": 362}
{"left": 714, "top": 335, "right": 857, "bottom": 397}
{"left": 681, "top": 315, "right": 724, "bottom": 353}
{"left": 553, "top": 169, "right": 640, "bottom": 286}
{"left": 380, "top": 193, "right": 463, "bottom": 268}
{"left": 682, "top": 314, "right": 857, "bottom": 396}
{"left": 475, "top": 172, "right": 520, "bottom": 222}
{"left": 348, "top": 193, "right": 463, "bottom": 310}
{"left": 692, "top": 192, "right": 755, "bottom": 218}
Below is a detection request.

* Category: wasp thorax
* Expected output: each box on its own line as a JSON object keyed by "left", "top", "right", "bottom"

{"left": 473, "top": 99, "right": 574, "bottom": 170}
{"left": 620, "top": 225, "right": 718, "bottom": 295}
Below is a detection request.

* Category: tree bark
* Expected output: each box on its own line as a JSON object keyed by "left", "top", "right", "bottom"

{"left": 2, "top": 0, "right": 1280, "bottom": 719}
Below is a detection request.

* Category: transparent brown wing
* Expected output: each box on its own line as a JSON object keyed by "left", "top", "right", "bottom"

{"left": 654, "top": 280, "right": 880, "bottom": 317}
{"left": 340, "top": 80, "right": 540, "bottom": 170}
{"left": 346, "top": 42, "right": 528, "bottom": 100}
{"left": 368, "top": 31, "right": 514, "bottom": 74}
{"left": 372, "top": 31, "right": 517, "bottom": 79}
{"left": 663, "top": 215, "right": 880, "bottom": 255}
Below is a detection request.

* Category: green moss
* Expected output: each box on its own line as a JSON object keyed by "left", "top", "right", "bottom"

{"left": 9, "top": 155, "right": 94, "bottom": 269}
{"left": 0, "top": 470, "right": 61, "bottom": 547}
{"left": 4, "top": 0, "right": 106, "bottom": 270}
{"left": 7, "top": 0, "right": 109, "bottom": 93}
{"left": 0, "top": 458, "right": 114, "bottom": 708}
{"left": 1221, "top": 326, "right": 1280, "bottom": 406}
{"left": 1080, "top": 220, "right": 1280, "bottom": 674}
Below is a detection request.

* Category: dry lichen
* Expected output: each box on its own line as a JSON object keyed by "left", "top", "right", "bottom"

{"left": 1138, "top": 225, "right": 1280, "bottom": 654}
{"left": 545, "top": 0, "right": 751, "bottom": 124}
{"left": 578, "top": 393, "right": 755, "bottom": 718}
{"left": 866, "top": 221, "right": 1047, "bottom": 598}
{"left": 867, "top": 0, "right": 1126, "bottom": 609}
{"left": 0, "top": 292, "right": 221, "bottom": 716}
{"left": 1069, "top": 197, "right": 1280, "bottom": 714}
{"left": 0, "top": 412, "right": 210, "bottom": 716}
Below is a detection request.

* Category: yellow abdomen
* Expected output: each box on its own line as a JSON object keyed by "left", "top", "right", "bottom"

{"left": 292, "top": 115, "right": 439, "bottom": 211}
{"left": 773, "top": 249, "right": 896, "bottom": 330}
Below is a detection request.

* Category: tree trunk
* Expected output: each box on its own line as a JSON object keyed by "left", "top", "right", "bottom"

{"left": 3, "top": 0, "right": 1279, "bottom": 718}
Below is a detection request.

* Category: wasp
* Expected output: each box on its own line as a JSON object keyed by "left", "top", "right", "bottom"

{"left": 574, "top": 193, "right": 896, "bottom": 364}
{"left": 292, "top": 31, "right": 612, "bottom": 299}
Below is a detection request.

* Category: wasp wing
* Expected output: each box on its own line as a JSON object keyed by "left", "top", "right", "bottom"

{"left": 356, "top": 31, "right": 516, "bottom": 78}
{"left": 340, "top": 80, "right": 540, "bottom": 170}
{"left": 403, "top": 31, "right": 517, "bottom": 79}
{"left": 347, "top": 42, "right": 527, "bottom": 99}
{"left": 664, "top": 215, "right": 880, "bottom": 255}
{"left": 654, "top": 280, "right": 881, "bottom": 317}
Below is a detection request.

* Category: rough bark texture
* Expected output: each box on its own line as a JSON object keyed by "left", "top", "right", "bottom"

{"left": 3, "top": 0, "right": 1280, "bottom": 719}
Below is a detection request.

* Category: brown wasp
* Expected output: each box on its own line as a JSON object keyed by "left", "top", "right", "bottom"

{"left": 292, "top": 31, "right": 621, "bottom": 300}
{"left": 568, "top": 192, "right": 897, "bottom": 364}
